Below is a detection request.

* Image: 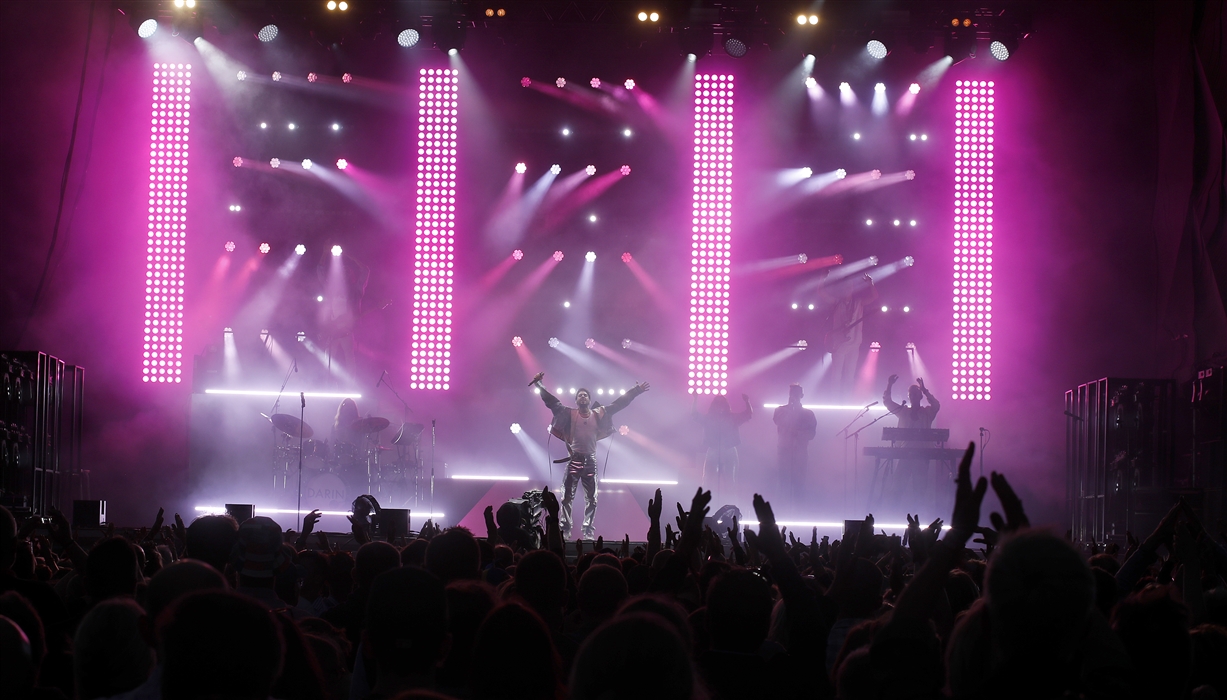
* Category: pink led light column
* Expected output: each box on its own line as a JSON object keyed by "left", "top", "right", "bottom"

{"left": 687, "top": 74, "right": 734, "bottom": 395}
{"left": 951, "top": 80, "right": 994, "bottom": 400}
{"left": 142, "top": 62, "right": 192, "bottom": 383}
{"left": 411, "top": 68, "right": 458, "bottom": 391}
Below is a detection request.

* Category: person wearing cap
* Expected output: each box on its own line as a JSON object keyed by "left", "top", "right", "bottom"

{"left": 529, "top": 372, "right": 650, "bottom": 539}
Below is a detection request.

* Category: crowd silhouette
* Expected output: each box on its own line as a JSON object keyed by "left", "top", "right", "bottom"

{"left": 1, "top": 444, "right": 1225, "bottom": 700}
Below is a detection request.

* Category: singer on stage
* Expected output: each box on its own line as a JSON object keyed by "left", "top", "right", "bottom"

{"left": 529, "top": 372, "right": 650, "bottom": 539}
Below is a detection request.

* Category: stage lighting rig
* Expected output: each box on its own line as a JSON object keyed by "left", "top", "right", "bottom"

{"left": 723, "top": 32, "right": 749, "bottom": 58}
{"left": 989, "top": 32, "right": 1018, "bottom": 60}
{"left": 431, "top": 3, "right": 468, "bottom": 55}
{"left": 866, "top": 39, "right": 888, "bottom": 59}
{"left": 678, "top": 24, "right": 715, "bottom": 58}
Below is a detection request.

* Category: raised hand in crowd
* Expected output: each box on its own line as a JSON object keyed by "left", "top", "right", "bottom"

{"left": 646, "top": 487, "right": 663, "bottom": 559}
{"left": 144, "top": 507, "right": 165, "bottom": 542}
{"left": 988, "top": 470, "right": 1029, "bottom": 533}
{"left": 295, "top": 510, "right": 322, "bottom": 550}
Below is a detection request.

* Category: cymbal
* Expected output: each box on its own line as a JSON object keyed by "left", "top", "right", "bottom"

{"left": 269, "top": 413, "right": 314, "bottom": 439}
{"left": 392, "top": 422, "right": 426, "bottom": 444}
{"left": 351, "top": 416, "right": 391, "bottom": 434}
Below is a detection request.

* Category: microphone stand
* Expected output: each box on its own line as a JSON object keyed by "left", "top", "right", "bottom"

{"left": 268, "top": 358, "right": 296, "bottom": 489}
{"left": 837, "top": 404, "right": 874, "bottom": 512}
{"left": 298, "top": 392, "right": 306, "bottom": 531}
{"left": 429, "top": 419, "right": 436, "bottom": 523}
{"left": 377, "top": 372, "right": 414, "bottom": 420}
{"left": 978, "top": 427, "right": 987, "bottom": 479}
{"left": 850, "top": 410, "right": 894, "bottom": 512}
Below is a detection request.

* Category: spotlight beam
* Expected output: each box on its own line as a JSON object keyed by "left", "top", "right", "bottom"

{"left": 730, "top": 347, "right": 805, "bottom": 382}
{"left": 623, "top": 257, "right": 670, "bottom": 310}
{"left": 541, "top": 170, "right": 624, "bottom": 232}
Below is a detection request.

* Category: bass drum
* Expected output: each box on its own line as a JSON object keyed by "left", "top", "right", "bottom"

{"left": 303, "top": 472, "right": 355, "bottom": 512}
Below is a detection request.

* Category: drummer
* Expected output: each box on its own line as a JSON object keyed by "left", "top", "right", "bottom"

{"left": 332, "top": 398, "right": 363, "bottom": 447}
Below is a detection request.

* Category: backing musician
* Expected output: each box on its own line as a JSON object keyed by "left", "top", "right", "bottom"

{"left": 882, "top": 375, "right": 942, "bottom": 509}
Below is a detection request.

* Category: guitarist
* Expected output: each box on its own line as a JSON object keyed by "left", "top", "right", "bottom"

{"left": 823, "top": 274, "right": 877, "bottom": 396}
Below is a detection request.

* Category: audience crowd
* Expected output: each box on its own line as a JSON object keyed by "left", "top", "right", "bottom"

{"left": 2, "top": 444, "right": 1226, "bottom": 700}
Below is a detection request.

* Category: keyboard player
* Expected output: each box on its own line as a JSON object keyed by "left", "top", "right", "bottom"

{"left": 882, "top": 375, "right": 942, "bottom": 509}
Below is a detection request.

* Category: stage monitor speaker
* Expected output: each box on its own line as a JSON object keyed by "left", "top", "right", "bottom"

{"left": 72, "top": 500, "right": 106, "bottom": 527}
{"left": 379, "top": 509, "right": 409, "bottom": 541}
{"left": 226, "top": 504, "right": 255, "bottom": 523}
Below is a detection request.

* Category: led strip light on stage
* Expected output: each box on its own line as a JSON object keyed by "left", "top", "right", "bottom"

{"left": 410, "top": 68, "right": 459, "bottom": 391}
{"left": 687, "top": 74, "right": 734, "bottom": 396}
{"left": 951, "top": 80, "right": 994, "bottom": 401}
{"left": 203, "top": 389, "right": 362, "bottom": 398}
{"left": 143, "top": 63, "right": 192, "bottom": 383}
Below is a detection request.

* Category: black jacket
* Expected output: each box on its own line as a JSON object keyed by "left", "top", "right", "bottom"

{"left": 535, "top": 384, "right": 646, "bottom": 445}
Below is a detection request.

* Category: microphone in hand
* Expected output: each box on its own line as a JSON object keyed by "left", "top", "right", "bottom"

{"left": 528, "top": 371, "right": 544, "bottom": 387}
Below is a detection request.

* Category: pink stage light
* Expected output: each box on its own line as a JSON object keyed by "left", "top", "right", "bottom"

{"left": 232, "top": 157, "right": 243, "bottom": 167}
{"left": 515, "top": 162, "right": 527, "bottom": 174}
{"left": 512, "top": 249, "right": 524, "bottom": 260}
{"left": 620, "top": 165, "right": 631, "bottom": 175}
{"left": 336, "top": 158, "right": 348, "bottom": 170}
{"left": 142, "top": 62, "right": 191, "bottom": 384}
{"left": 624, "top": 79, "right": 635, "bottom": 90}
{"left": 342, "top": 72, "right": 353, "bottom": 83}
{"left": 270, "top": 158, "right": 280, "bottom": 168}
{"left": 951, "top": 80, "right": 995, "bottom": 401}
{"left": 272, "top": 71, "right": 282, "bottom": 82}
{"left": 224, "top": 241, "right": 236, "bottom": 253}
{"left": 585, "top": 165, "right": 596, "bottom": 176}
{"left": 410, "top": 67, "right": 459, "bottom": 391}
{"left": 308, "top": 72, "right": 318, "bottom": 82}
{"left": 521, "top": 77, "right": 531, "bottom": 87}
{"left": 590, "top": 77, "right": 601, "bottom": 88}
{"left": 909, "top": 83, "right": 921, "bottom": 95}
{"left": 258, "top": 242, "right": 271, "bottom": 254}
{"left": 585, "top": 338, "right": 596, "bottom": 349}
{"left": 621, "top": 252, "right": 632, "bottom": 263}
{"left": 511, "top": 336, "right": 523, "bottom": 347}
{"left": 552, "top": 250, "right": 564, "bottom": 262}
{"left": 687, "top": 73, "right": 734, "bottom": 396}
{"left": 556, "top": 77, "right": 566, "bottom": 88}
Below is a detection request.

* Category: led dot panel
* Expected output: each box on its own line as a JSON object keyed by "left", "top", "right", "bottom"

{"left": 951, "top": 80, "right": 994, "bottom": 401}
{"left": 687, "top": 74, "right": 734, "bottom": 395}
{"left": 143, "top": 63, "right": 191, "bottom": 384}
{"left": 411, "top": 68, "right": 458, "bottom": 391}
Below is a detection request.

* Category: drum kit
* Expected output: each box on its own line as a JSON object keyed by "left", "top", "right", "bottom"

{"left": 263, "top": 411, "right": 426, "bottom": 510}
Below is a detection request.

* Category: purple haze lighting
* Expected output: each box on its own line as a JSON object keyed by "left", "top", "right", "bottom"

{"left": 411, "top": 68, "right": 459, "bottom": 391}
{"left": 952, "top": 80, "right": 995, "bottom": 401}
{"left": 688, "top": 74, "right": 734, "bottom": 396}
{"left": 142, "top": 63, "right": 192, "bottom": 384}
{"left": 585, "top": 338, "right": 596, "bottom": 349}
{"left": 224, "top": 241, "right": 236, "bottom": 253}
{"left": 512, "top": 249, "right": 524, "bottom": 260}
